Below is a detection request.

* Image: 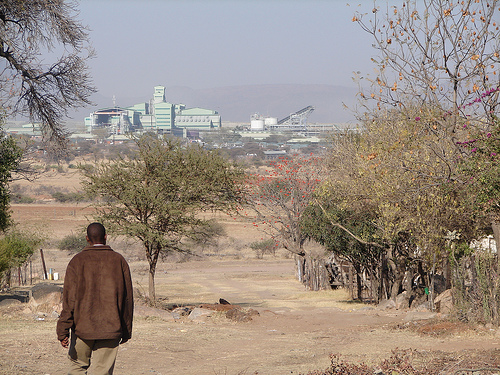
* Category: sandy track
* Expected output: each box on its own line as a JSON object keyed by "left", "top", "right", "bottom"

{"left": 3, "top": 202, "right": 500, "bottom": 374}
{"left": 2, "top": 257, "right": 500, "bottom": 375}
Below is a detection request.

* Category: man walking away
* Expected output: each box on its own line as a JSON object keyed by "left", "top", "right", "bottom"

{"left": 57, "top": 222, "right": 134, "bottom": 375}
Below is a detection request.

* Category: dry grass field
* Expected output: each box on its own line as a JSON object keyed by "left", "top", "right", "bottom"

{"left": 1, "top": 167, "right": 500, "bottom": 374}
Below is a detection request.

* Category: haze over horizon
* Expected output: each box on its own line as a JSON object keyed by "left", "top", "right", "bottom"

{"left": 71, "top": 1, "right": 375, "bottom": 124}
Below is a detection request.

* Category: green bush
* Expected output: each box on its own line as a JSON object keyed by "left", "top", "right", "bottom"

{"left": 58, "top": 233, "right": 87, "bottom": 253}
{"left": 10, "top": 194, "right": 35, "bottom": 204}
{"left": 0, "top": 229, "right": 43, "bottom": 286}
{"left": 51, "top": 191, "right": 86, "bottom": 203}
{"left": 249, "top": 238, "right": 277, "bottom": 258}
{"left": 187, "top": 220, "right": 226, "bottom": 253}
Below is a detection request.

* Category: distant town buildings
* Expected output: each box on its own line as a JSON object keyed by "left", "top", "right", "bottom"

{"left": 4, "top": 85, "right": 354, "bottom": 146}
{"left": 84, "top": 86, "right": 221, "bottom": 136}
{"left": 3, "top": 123, "right": 42, "bottom": 138}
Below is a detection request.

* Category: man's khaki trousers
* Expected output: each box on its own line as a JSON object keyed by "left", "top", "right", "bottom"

{"left": 67, "top": 334, "right": 120, "bottom": 375}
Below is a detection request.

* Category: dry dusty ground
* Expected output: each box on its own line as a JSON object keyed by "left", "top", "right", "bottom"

{"left": 2, "top": 253, "right": 500, "bottom": 375}
{"left": 1, "top": 172, "right": 500, "bottom": 374}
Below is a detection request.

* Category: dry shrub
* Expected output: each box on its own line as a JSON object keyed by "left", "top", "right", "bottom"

{"left": 413, "top": 320, "right": 469, "bottom": 337}
{"left": 303, "top": 349, "right": 500, "bottom": 375}
{"left": 392, "top": 318, "right": 472, "bottom": 337}
{"left": 452, "top": 252, "right": 500, "bottom": 326}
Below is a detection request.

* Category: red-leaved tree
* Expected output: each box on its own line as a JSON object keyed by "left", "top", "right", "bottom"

{"left": 247, "top": 154, "right": 327, "bottom": 289}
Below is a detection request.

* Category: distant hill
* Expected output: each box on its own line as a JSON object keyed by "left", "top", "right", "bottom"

{"left": 67, "top": 84, "right": 359, "bottom": 126}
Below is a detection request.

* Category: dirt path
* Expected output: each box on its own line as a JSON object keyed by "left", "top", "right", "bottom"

{"left": 1, "top": 257, "right": 500, "bottom": 375}
{"left": 3, "top": 202, "right": 500, "bottom": 374}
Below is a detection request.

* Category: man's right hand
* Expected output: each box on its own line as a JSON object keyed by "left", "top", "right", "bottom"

{"left": 60, "top": 337, "right": 69, "bottom": 348}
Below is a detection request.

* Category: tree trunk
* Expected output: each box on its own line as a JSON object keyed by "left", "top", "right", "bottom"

{"left": 349, "top": 264, "right": 354, "bottom": 299}
{"left": 354, "top": 263, "right": 363, "bottom": 300}
{"left": 380, "top": 252, "right": 389, "bottom": 300}
{"left": 356, "top": 272, "right": 363, "bottom": 300}
{"left": 369, "top": 266, "right": 380, "bottom": 303}
{"left": 388, "top": 258, "right": 401, "bottom": 300}
{"left": 387, "top": 245, "right": 402, "bottom": 300}
{"left": 443, "top": 257, "right": 452, "bottom": 290}
{"left": 145, "top": 243, "right": 160, "bottom": 304}
{"left": 148, "top": 267, "right": 156, "bottom": 303}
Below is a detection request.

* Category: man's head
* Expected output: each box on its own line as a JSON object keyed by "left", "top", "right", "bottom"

{"left": 86, "top": 222, "right": 107, "bottom": 245}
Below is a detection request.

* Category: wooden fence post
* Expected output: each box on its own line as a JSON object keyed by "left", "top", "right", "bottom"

{"left": 40, "top": 249, "right": 48, "bottom": 280}
{"left": 349, "top": 264, "right": 354, "bottom": 299}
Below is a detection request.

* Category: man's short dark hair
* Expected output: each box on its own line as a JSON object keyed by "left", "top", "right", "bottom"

{"left": 87, "top": 222, "right": 106, "bottom": 244}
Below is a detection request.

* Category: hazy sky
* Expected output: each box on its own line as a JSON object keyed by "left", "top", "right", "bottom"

{"left": 77, "top": 0, "right": 374, "bottom": 99}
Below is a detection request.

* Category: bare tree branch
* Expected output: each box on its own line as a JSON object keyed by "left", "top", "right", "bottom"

{"left": 0, "top": 0, "right": 95, "bottom": 144}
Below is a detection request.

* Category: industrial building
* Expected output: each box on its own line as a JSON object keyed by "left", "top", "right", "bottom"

{"left": 84, "top": 86, "right": 221, "bottom": 135}
{"left": 234, "top": 106, "right": 317, "bottom": 140}
{"left": 248, "top": 105, "right": 315, "bottom": 132}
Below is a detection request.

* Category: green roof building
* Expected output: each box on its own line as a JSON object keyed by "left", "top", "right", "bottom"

{"left": 175, "top": 107, "right": 221, "bottom": 130}
{"left": 85, "top": 86, "right": 221, "bottom": 136}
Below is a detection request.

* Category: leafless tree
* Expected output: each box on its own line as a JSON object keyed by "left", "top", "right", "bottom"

{"left": 354, "top": 0, "right": 500, "bottom": 130}
{"left": 0, "top": 0, "right": 95, "bottom": 143}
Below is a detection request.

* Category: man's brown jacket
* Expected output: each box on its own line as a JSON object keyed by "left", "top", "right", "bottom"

{"left": 56, "top": 245, "right": 134, "bottom": 342}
